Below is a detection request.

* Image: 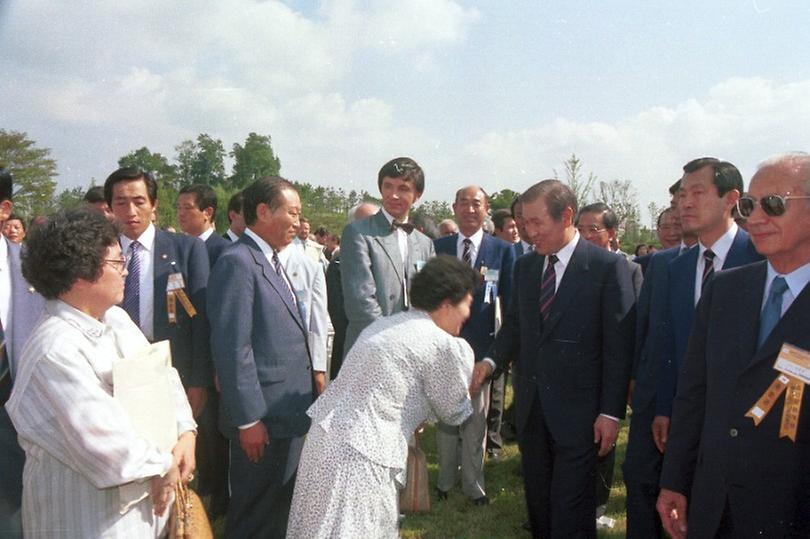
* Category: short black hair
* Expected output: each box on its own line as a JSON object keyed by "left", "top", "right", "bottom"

{"left": 520, "top": 179, "right": 578, "bottom": 221}
{"left": 179, "top": 183, "right": 218, "bottom": 219}
{"left": 377, "top": 157, "right": 425, "bottom": 195}
{"left": 0, "top": 168, "right": 13, "bottom": 202}
{"left": 577, "top": 202, "right": 618, "bottom": 230}
{"left": 5, "top": 214, "right": 26, "bottom": 231}
{"left": 314, "top": 226, "right": 329, "bottom": 238}
{"left": 410, "top": 255, "right": 479, "bottom": 311}
{"left": 242, "top": 176, "right": 297, "bottom": 226}
{"left": 104, "top": 167, "right": 158, "bottom": 205}
{"left": 227, "top": 191, "right": 244, "bottom": 223}
{"left": 682, "top": 157, "right": 743, "bottom": 197}
{"left": 668, "top": 179, "right": 682, "bottom": 195}
{"left": 22, "top": 208, "right": 119, "bottom": 300}
{"left": 492, "top": 209, "right": 513, "bottom": 231}
{"left": 84, "top": 186, "right": 106, "bottom": 204}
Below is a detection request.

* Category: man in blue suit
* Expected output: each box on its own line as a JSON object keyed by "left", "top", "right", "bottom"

{"left": 177, "top": 184, "right": 231, "bottom": 267}
{"left": 208, "top": 177, "right": 314, "bottom": 538}
{"left": 658, "top": 152, "right": 810, "bottom": 537}
{"left": 471, "top": 180, "right": 636, "bottom": 538}
{"left": 651, "top": 157, "right": 762, "bottom": 456}
{"left": 0, "top": 169, "right": 45, "bottom": 537}
{"left": 434, "top": 186, "right": 514, "bottom": 505}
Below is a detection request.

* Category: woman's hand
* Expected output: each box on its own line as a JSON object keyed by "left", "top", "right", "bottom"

{"left": 172, "top": 431, "right": 197, "bottom": 483}
{"left": 151, "top": 459, "right": 179, "bottom": 517}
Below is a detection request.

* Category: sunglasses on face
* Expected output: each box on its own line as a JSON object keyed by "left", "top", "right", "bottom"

{"left": 736, "top": 192, "right": 810, "bottom": 218}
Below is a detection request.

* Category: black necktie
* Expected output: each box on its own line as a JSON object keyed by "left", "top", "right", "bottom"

{"left": 391, "top": 221, "right": 415, "bottom": 234}
{"left": 539, "top": 254, "right": 558, "bottom": 322}
{"left": 462, "top": 238, "right": 472, "bottom": 266}
{"left": 701, "top": 249, "right": 716, "bottom": 290}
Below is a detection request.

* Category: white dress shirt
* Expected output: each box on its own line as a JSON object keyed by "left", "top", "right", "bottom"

{"left": 456, "top": 228, "right": 484, "bottom": 267}
{"left": 380, "top": 207, "right": 408, "bottom": 262}
{"left": 542, "top": 231, "right": 580, "bottom": 292}
{"left": 119, "top": 224, "right": 156, "bottom": 340}
{"left": 198, "top": 227, "right": 215, "bottom": 242}
{"left": 226, "top": 228, "right": 240, "bottom": 242}
{"left": 694, "top": 223, "right": 738, "bottom": 306}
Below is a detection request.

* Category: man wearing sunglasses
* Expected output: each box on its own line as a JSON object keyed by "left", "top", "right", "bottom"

{"left": 657, "top": 153, "right": 810, "bottom": 537}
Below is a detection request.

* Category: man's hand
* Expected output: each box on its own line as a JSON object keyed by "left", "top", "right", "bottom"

{"left": 239, "top": 422, "right": 269, "bottom": 463}
{"left": 151, "top": 459, "right": 179, "bottom": 517}
{"left": 186, "top": 387, "right": 208, "bottom": 418}
{"left": 313, "top": 371, "right": 327, "bottom": 395}
{"left": 657, "top": 488, "right": 688, "bottom": 539}
{"left": 593, "top": 415, "right": 619, "bottom": 457}
{"left": 652, "top": 415, "right": 670, "bottom": 453}
{"left": 172, "top": 431, "right": 197, "bottom": 483}
{"left": 469, "top": 362, "right": 493, "bottom": 397}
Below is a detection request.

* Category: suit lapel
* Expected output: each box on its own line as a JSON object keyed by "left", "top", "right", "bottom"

{"left": 522, "top": 252, "right": 544, "bottom": 337}
{"left": 724, "top": 228, "right": 753, "bottom": 269}
{"left": 539, "top": 240, "right": 588, "bottom": 342}
{"left": 152, "top": 230, "right": 174, "bottom": 326}
{"left": 241, "top": 236, "right": 305, "bottom": 331}
{"left": 474, "top": 234, "right": 490, "bottom": 269}
{"left": 731, "top": 262, "right": 767, "bottom": 371}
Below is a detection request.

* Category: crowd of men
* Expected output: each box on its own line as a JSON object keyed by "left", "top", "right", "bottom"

{"left": 1, "top": 150, "right": 810, "bottom": 538}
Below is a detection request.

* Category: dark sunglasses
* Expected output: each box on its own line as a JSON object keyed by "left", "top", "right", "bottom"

{"left": 736, "top": 192, "right": 810, "bottom": 218}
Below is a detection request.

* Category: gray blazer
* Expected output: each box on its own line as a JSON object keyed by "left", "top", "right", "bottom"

{"left": 339, "top": 210, "right": 435, "bottom": 356}
{"left": 286, "top": 245, "right": 329, "bottom": 372}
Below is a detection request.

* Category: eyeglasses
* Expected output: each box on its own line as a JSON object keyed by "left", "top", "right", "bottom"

{"left": 736, "top": 192, "right": 810, "bottom": 218}
{"left": 576, "top": 225, "right": 607, "bottom": 234}
{"left": 104, "top": 257, "right": 127, "bottom": 273}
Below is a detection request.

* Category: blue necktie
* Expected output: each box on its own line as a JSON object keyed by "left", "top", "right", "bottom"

{"left": 272, "top": 250, "right": 297, "bottom": 306}
{"left": 757, "top": 276, "right": 788, "bottom": 348}
{"left": 122, "top": 241, "right": 141, "bottom": 327}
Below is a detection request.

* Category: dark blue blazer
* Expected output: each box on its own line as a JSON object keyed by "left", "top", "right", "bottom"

{"left": 654, "top": 228, "right": 762, "bottom": 417}
{"left": 634, "top": 252, "right": 652, "bottom": 275}
{"left": 630, "top": 246, "right": 681, "bottom": 413}
{"left": 205, "top": 231, "right": 231, "bottom": 268}
{"left": 660, "top": 261, "right": 810, "bottom": 536}
{"left": 434, "top": 233, "right": 515, "bottom": 361}
{"left": 208, "top": 234, "right": 314, "bottom": 439}
{"left": 491, "top": 238, "right": 636, "bottom": 438}
{"left": 151, "top": 229, "right": 212, "bottom": 389}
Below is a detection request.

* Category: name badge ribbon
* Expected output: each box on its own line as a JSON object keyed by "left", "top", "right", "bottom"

{"left": 746, "top": 343, "right": 809, "bottom": 442}
{"left": 482, "top": 267, "right": 500, "bottom": 305}
{"left": 167, "top": 272, "right": 197, "bottom": 324}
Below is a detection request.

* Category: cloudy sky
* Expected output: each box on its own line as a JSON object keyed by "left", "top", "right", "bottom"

{"left": 3, "top": 0, "right": 810, "bottom": 224}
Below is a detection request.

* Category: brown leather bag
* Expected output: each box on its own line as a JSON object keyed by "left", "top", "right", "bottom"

{"left": 169, "top": 482, "right": 214, "bottom": 539}
{"left": 399, "top": 432, "right": 431, "bottom": 513}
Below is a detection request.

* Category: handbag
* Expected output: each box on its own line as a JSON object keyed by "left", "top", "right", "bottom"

{"left": 399, "top": 431, "right": 431, "bottom": 513}
{"left": 169, "top": 482, "right": 214, "bottom": 539}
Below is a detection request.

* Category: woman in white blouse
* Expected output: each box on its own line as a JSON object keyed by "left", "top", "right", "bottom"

{"left": 7, "top": 208, "right": 196, "bottom": 538}
{"left": 286, "top": 255, "right": 479, "bottom": 538}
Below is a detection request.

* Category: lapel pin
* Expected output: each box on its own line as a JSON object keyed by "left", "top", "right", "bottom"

{"left": 28, "top": 286, "right": 35, "bottom": 293}
{"left": 161, "top": 254, "right": 168, "bottom": 260}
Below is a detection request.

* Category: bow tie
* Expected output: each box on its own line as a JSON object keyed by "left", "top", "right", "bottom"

{"left": 391, "top": 221, "right": 416, "bottom": 234}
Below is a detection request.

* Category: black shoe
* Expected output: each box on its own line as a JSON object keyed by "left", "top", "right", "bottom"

{"left": 435, "top": 488, "right": 448, "bottom": 501}
{"left": 472, "top": 495, "right": 489, "bottom": 506}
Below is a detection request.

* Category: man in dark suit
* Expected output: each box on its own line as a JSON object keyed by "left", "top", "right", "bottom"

{"left": 340, "top": 157, "right": 435, "bottom": 356}
{"left": 657, "top": 152, "right": 810, "bottom": 538}
{"left": 325, "top": 202, "right": 379, "bottom": 379}
{"left": 0, "top": 169, "right": 45, "bottom": 537}
{"left": 208, "top": 177, "right": 314, "bottom": 538}
{"left": 434, "top": 186, "right": 514, "bottom": 505}
{"left": 471, "top": 179, "right": 635, "bottom": 538}
{"left": 176, "top": 183, "right": 231, "bottom": 517}
{"left": 224, "top": 190, "right": 246, "bottom": 242}
{"left": 575, "top": 201, "right": 642, "bottom": 523}
{"left": 105, "top": 167, "right": 212, "bottom": 416}
{"left": 634, "top": 207, "right": 683, "bottom": 275}
{"left": 651, "top": 158, "right": 762, "bottom": 456}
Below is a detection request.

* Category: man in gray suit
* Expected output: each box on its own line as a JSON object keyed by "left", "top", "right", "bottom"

{"left": 340, "top": 157, "right": 435, "bottom": 356}
{"left": 0, "top": 169, "right": 45, "bottom": 537}
{"left": 208, "top": 176, "right": 315, "bottom": 538}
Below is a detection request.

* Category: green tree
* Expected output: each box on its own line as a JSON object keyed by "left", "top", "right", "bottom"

{"left": 230, "top": 132, "right": 281, "bottom": 188}
{"left": 0, "top": 130, "right": 58, "bottom": 217}
{"left": 53, "top": 185, "right": 87, "bottom": 210}
{"left": 555, "top": 153, "right": 596, "bottom": 205}
{"left": 118, "top": 147, "right": 179, "bottom": 190}
{"left": 489, "top": 189, "right": 521, "bottom": 211}
{"left": 175, "top": 134, "right": 227, "bottom": 186}
{"left": 598, "top": 179, "right": 640, "bottom": 229}
{"left": 413, "top": 200, "right": 453, "bottom": 223}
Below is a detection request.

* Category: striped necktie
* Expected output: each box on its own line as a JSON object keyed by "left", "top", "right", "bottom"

{"left": 539, "top": 254, "right": 558, "bottom": 322}
{"left": 122, "top": 240, "right": 141, "bottom": 327}
{"left": 701, "top": 249, "right": 716, "bottom": 290}
{"left": 272, "top": 250, "right": 297, "bottom": 305}
{"left": 462, "top": 238, "right": 472, "bottom": 266}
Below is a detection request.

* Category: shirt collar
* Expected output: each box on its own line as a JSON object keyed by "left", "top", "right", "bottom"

{"left": 459, "top": 228, "right": 484, "bottom": 249}
{"left": 226, "top": 229, "right": 240, "bottom": 242}
{"left": 766, "top": 260, "right": 810, "bottom": 300}
{"left": 198, "top": 227, "right": 214, "bottom": 242}
{"left": 244, "top": 227, "right": 274, "bottom": 258}
{"left": 552, "top": 230, "right": 580, "bottom": 268}
{"left": 381, "top": 207, "right": 407, "bottom": 225}
{"left": 47, "top": 299, "right": 107, "bottom": 339}
{"left": 699, "top": 222, "right": 738, "bottom": 266}
{"left": 120, "top": 223, "right": 156, "bottom": 252}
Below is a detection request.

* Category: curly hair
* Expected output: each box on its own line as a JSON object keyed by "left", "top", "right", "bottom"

{"left": 22, "top": 208, "right": 120, "bottom": 299}
{"left": 410, "top": 255, "right": 479, "bottom": 311}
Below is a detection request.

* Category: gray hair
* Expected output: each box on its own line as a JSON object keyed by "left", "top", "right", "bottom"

{"left": 757, "top": 152, "right": 810, "bottom": 192}
{"left": 349, "top": 202, "right": 380, "bottom": 222}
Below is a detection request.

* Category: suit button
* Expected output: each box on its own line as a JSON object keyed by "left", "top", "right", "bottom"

{"left": 389, "top": 294, "right": 395, "bottom": 300}
{"left": 729, "top": 428, "right": 738, "bottom": 437}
